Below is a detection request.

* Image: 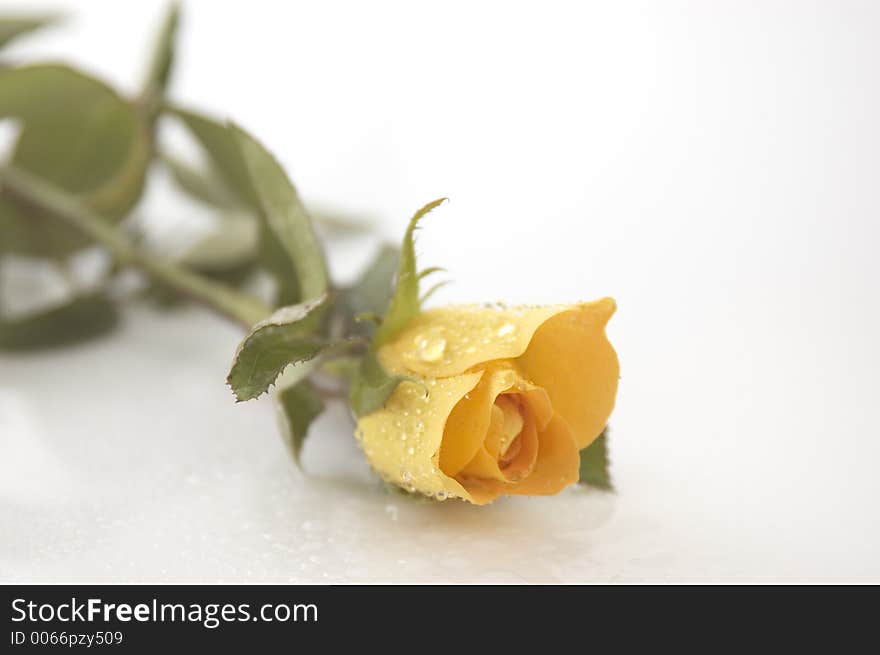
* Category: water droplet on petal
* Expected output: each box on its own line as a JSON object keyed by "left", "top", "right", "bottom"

{"left": 417, "top": 335, "right": 447, "bottom": 362}
{"left": 496, "top": 322, "right": 515, "bottom": 337}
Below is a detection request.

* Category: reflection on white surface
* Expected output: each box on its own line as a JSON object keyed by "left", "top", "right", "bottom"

{"left": 2, "top": 0, "right": 880, "bottom": 582}
{"left": 1, "top": 304, "right": 877, "bottom": 583}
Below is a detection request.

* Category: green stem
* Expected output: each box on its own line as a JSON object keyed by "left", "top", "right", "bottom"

{"left": 0, "top": 165, "right": 270, "bottom": 328}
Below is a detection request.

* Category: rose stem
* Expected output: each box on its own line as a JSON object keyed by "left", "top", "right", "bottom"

{"left": 0, "top": 165, "right": 271, "bottom": 329}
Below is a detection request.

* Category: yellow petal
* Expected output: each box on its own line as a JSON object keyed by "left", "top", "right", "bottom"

{"left": 457, "top": 445, "right": 504, "bottom": 482}
{"left": 503, "top": 414, "right": 580, "bottom": 496}
{"left": 515, "top": 384, "right": 554, "bottom": 432}
{"left": 454, "top": 415, "right": 578, "bottom": 504}
{"left": 483, "top": 395, "right": 523, "bottom": 459}
{"left": 356, "top": 372, "right": 483, "bottom": 501}
{"left": 438, "top": 365, "right": 520, "bottom": 477}
{"left": 378, "top": 304, "right": 574, "bottom": 378}
{"left": 516, "top": 298, "right": 618, "bottom": 448}
{"left": 498, "top": 411, "right": 539, "bottom": 481}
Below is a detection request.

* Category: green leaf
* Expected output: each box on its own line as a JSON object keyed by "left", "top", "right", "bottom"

{"left": 275, "top": 374, "right": 324, "bottom": 469}
{"left": 0, "top": 65, "right": 150, "bottom": 257}
{"left": 258, "top": 216, "right": 301, "bottom": 306}
{"left": 160, "top": 152, "right": 241, "bottom": 209}
{"left": 578, "top": 428, "right": 612, "bottom": 490}
{"left": 166, "top": 107, "right": 257, "bottom": 206}
{"left": 0, "top": 15, "right": 59, "bottom": 50}
{"left": 227, "top": 294, "right": 328, "bottom": 402}
{"left": 373, "top": 198, "right": 446, "bottom": 347}
{"left": 348, "top": 349, "right": 409, "bottom": 417}
{"left": 232, "top": 123, "right": 328, "bottom": 302}
{"left": 168, "top": 111, "right": 326, "bottom": 306}
{"left": 140, "top": 3, "right": 180, "bottom": 107}
{"left": 0, "top": 292, "right": 119, "bottom": 351}
{"left": 143, "top": 211, "right": 260, "bottom": 305}
{"left": 180, "top": 211, "right": 260, "bottom": 273}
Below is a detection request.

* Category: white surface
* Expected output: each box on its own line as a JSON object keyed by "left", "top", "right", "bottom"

{"left": 2, "top": 0, "right": 879, "bottom": 583}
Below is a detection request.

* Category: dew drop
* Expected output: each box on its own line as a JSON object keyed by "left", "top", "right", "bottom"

{"left": 417, "top": 335, "right": 447, "bottom": 362}
{"left": 496, "top": 322, "right": 515, "bottom": 337}
{"left": 435, "top": 490, "right": 448, "bottom": 501}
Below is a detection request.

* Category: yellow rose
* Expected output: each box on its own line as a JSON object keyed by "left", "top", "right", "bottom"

{"left": 355, "top": 297, "right": 618, "bottom": 504}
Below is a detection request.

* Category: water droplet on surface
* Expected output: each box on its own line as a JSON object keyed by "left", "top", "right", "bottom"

{"left": 407, "top": 446, "right": 415, "bottom": 456}
{"left": 435, "top": 490, "right": 448, "bottom": 501}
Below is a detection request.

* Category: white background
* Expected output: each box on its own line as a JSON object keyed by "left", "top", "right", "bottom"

{"left": 1, "top": 0, "right": 878, "bottom": 582}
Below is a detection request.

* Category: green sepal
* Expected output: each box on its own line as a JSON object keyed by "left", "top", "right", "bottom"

{"left": 372, "top": 198, "right": 446, "bottom": 347}
{"left": 578, "top": 427, "right": 613, "bottom": 490}
{"left": 347, "top": 200, "right": 446, "bottom": 416}
{"left": 348, "top": 349, "right": 410, "bottom": 417}
{"left": 347, "top": 199, "right": 446, "bottom": 416}
{"left": 328, "top": 244, "right": 399, "bottom": 340}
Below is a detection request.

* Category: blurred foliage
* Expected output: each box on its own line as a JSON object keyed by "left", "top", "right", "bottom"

{"left": 0, "top": 3, "right": 400, "bottom": 469}
{"left": 0, "top": 291, "right": 119, "bottom": 351}
{"left": 0, "top": 15, "right": 59, "bottom": 50}
{"left": 0, "top": 4, "right": 379, "bottom": 355}
{"left": 0, "top": 64, "right": 150, "bottom": 257}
